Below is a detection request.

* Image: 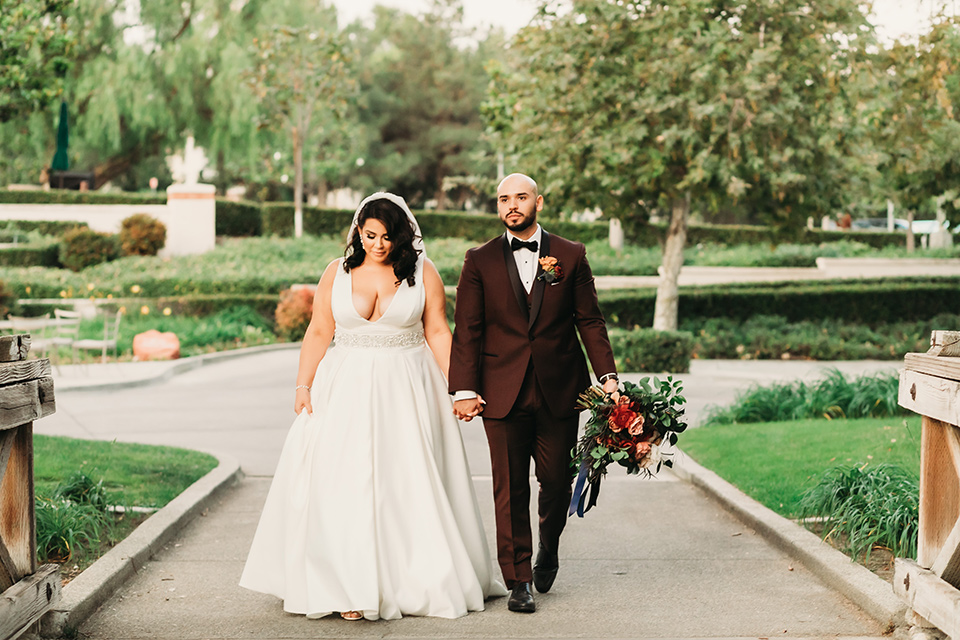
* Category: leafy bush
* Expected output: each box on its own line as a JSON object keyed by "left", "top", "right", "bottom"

{"left": 275, "top": 287, "right": 314, "bottom": 341}
{"left": 609, "top": 328, "right": 694, "bottom": 372}
{"left": 216, "top": 198, "right": 263, "bottom": 237}
{"left": 119, "top": 213, "right": 166, "bottom": 256}
{"left": 59, "top": 227, "right": 120, "bottom": 271}
{"left": 703, "top": 369, "right": 906, "bottom": 425}
{"left": 799, "top": 464, "right": 918, "bottom": 560}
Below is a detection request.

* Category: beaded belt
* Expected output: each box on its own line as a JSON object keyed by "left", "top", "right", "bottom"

{"left": 334, "top": 329, "right": 424, "bottom": 349}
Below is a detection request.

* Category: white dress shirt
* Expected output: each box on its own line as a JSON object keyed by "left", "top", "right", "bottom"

{"left": 506, "top": 225, "right": 542, "bottom": 294}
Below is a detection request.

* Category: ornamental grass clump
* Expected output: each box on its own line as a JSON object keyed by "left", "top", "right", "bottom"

{"left": 703, "top": 368, "right": 906, "bottom": 425}
{"left": 35, "top": 471, "right": 113, "bottom": 563}
{"left": 799, "top": 463, "right": 918, "bottom": 560}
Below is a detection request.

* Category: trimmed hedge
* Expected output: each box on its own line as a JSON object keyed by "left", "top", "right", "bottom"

{"left": 626, "top": 220, "right": 906, "bottom": 250}
{"left": 216, "top": 199, "right": 263, "bottom": 237}
{"left": 0, "top": 242, "right": 60, "bottom": 267}
{"left": 0, "top": 189, "right": 165, "bottom": 205}
{"left": 598, "top": 277, "right": 960, "bottom": 328}
{"left": 18, "top": 294, "right": 279, "bottom": 324}
{"left": 609, "top": 328, "right": 695, "bottom": 373}
{"left": 0, "top": 220, "right": 88, "bottom": 237}
{"left": 259, "top": 204, "right": 611, "bottom": 244}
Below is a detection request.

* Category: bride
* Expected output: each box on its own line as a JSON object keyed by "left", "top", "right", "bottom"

{"left": 239, "top": 192, "right": 506, "bottom": 621}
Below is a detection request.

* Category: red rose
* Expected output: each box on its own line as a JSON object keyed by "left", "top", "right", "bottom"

{"left": 607, "top": 396, "right": 638, "bottom": 433}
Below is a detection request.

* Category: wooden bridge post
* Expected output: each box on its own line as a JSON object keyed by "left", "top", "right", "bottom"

{"left": 894, "top": 331, "right": 960, "bottom": 637}
{"left": 0, "top": 334, "right": 61, "bottom": 640}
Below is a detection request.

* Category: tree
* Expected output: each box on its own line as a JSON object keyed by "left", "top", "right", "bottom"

{"left": 491, "top": 0, "right": 878, "bottom": 329}
{"left": 0, "top": 0, "right": 73, "bottom": 123}
{"left": 349, "top": 0, "right": 500, "bottom": 208}
{"left": 247, "top": 14, "right": 352, "bottom": 237}
{"left": 873, "top": 16, "right": 960, "bottom": 230}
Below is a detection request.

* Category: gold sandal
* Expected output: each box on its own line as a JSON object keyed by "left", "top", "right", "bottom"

{"left": 340, "top": 610, "right": 362, "bottom": 621}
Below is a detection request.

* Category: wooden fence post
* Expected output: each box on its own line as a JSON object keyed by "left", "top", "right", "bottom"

{"left": 0, "top": 334, "right": 61, "bottom": 640}
{"left": 894, "top": 330, "right": 960, "bottom": 637}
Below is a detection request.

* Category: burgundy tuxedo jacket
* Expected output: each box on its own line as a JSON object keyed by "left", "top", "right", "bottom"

{"left": 449, "top": 231, "right": 617, "bottom": 420}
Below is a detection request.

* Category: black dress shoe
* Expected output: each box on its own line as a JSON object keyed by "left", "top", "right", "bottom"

{"left": 533, "top": 544, "right": 559, "bottom": 593}
{"left": 507, "top": 582, "right": 536, "bottom": 613}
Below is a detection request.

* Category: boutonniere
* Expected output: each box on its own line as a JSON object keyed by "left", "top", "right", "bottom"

{"left": 537, "top": 256, "right": 563, "bottom": 284}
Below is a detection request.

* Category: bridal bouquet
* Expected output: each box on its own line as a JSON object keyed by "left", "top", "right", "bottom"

{"left": 569, "top": 377, "right": 687, "bottom": 517}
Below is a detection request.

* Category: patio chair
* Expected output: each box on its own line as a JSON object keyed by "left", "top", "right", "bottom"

{"left": 51, "top": 308, "right": 82, "bottom": 362}
{"left": 9, "top": 314, "right": 53, "bottom": 359}
{"left": 73, "top": 309, "right": 123, "bottom": 364}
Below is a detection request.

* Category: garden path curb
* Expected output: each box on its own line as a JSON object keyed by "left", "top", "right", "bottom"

{"left": 672, "top": 451, "right": 908, "bottom": 632}
{"left": 56, "top": 342, "right": 301, "bottom": 393}
{"left": 38, "top": 452, "right": 243, "bottom": 638}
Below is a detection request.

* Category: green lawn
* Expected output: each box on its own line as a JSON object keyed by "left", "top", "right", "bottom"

{"left": 679, "top": 415, "right": 921, "bottom": 518}
{"left": 34, "top": 435, "right": 219, "bottom": 508}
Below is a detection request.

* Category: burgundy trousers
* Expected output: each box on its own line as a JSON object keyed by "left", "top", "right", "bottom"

{"left": 482, "top": 365, "right": 579, "bottom": 588}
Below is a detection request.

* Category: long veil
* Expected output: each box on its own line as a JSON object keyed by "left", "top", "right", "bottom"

{"left": 348, "top": 192, "right": 425, "bottom": 258}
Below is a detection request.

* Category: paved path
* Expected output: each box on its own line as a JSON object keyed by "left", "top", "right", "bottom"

{"left": 34, "top": 351, "right": 902, "bottom": 639}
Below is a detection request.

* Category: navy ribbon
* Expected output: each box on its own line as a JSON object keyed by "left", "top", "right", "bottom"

{"left": 567, "top": 458, "right": 596, "bottom": 518}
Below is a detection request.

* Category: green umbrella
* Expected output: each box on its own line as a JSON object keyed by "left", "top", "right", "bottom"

{"left": 51, "top": 101, "right": 69, "bottom": 171}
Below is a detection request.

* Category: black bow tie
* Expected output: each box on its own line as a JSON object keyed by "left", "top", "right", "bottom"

{"left": 511, "top": 238, "right": 539, "bottom": 252}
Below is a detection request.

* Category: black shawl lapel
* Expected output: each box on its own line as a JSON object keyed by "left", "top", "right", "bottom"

{"left": 501, "top": 235, "right": 529, "bottom": 320}
{"left": 528, "top": 231, "right": 550, "bottom": 329}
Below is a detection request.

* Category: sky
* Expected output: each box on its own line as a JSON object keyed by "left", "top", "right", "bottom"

{"left": 331, "top": 0, "right": 952, "bottom": 42}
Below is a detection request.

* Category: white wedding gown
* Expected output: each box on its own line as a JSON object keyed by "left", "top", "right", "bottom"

{"left": 240, "top": 257, "right": 505, "bottom": 620}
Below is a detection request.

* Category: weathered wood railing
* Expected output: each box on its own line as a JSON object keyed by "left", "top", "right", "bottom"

{"left": 894, "top": 331, "right": 960, "bottom": 636}
{"left": 0, "top": 334, "right": 60, "bottom": 640}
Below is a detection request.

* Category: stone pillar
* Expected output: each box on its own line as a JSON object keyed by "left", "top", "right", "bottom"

{"left": 164, "top": 183, "right": 216, "bottom": 256}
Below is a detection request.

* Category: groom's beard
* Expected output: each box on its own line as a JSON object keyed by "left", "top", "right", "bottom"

{"left": 502, "top": 210, "right": 536, "bottom": 233}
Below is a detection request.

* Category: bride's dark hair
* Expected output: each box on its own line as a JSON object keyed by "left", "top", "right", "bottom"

{"left": 343, "top": 198, "right": 421, "bottom": 286}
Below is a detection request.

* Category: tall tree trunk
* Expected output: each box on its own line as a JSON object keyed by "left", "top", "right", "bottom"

{"left": 293, "top": 125, "right": 303, "bottom": 238}
{"left": 216, "top": 150, "right": 226, "bottom": 196}
{"left": 652, "top": 196, "right": 689, "bottom": 331}
{"left": 316, "top": 179, "right": 329, "bottom": 209}
{"left": 906, "top": 209, "right": 915, "bottom": 254}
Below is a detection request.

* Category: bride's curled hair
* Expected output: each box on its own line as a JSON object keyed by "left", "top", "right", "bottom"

{"left": 343, "top": 197, "right": 421, "bottom": 286}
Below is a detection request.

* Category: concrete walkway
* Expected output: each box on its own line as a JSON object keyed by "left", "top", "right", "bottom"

{"left": 32, "top": 348, "right": 906, "bottom": 639}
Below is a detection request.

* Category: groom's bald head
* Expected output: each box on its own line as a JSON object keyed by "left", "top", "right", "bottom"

{"left": 497, "top": 173, "right": 539, "bottom": 199}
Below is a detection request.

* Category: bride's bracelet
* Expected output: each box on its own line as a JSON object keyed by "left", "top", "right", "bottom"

{"left": 295, "top": 384, "right": 311, "bottom": 392}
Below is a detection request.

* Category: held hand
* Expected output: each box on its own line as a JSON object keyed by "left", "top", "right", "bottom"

{"left": 602, "top": 377, "right": 620, "bottom": 403}
{"left": 295, "top": 388, "right": 313, "bottom": 416}
{"left": 453, "top": 397, "right": 484, "bottom": 422}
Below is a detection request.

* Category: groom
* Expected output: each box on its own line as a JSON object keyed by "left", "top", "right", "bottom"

{"left": 449, "top": 173, "right": 618, "bottom": 613}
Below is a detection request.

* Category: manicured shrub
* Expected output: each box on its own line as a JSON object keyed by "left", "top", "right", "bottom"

{"left": 216, "top": 198, "right": 263, "bottom": 237}
{"left": 59, "top": 228, "right": 120, "bottom": 272}
{"left": 0, "top": 241, "right": 60, "bottom": 267}
{"left": 597, "top": 277, "right": 960, "bottom": 327}
{"left": 0, "top": 188, "right": 164, "bottom": 205}
{"left": 609, "top": 328, "right": 695, "bottom": 373}
{"left": 0, "top": 220, "right": 88, "bottom": 237}
{"left": 119, "top": 213, "right": 166, "bottom": 256}
{"left": 275, "top": 287, "right": 314, "bottom": 341}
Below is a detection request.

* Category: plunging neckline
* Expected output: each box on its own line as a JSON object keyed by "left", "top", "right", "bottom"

{"left": 348, "top": 267, "right": 401, "bottom": 324}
